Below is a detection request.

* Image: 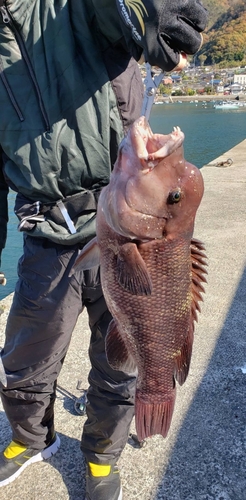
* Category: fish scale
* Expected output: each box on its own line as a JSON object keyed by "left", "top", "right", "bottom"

{"left": 105, "top": 244, "right": 192, "bottom": 389}
{"left": 74, "top": 116, "right": 207, "bottom": 441}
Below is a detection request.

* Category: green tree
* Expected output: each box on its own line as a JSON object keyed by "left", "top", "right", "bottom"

{"left": 204, "top": 85, "right": 215, "bottom": 95}
{"left": 172, "top": 89, "right": 184, "bottom": 96}
{"left": 198, "top": 54, "right": 207, "bottom": 66}
{"left": 159, "top": 83, "right": 172, "bottom": 96}
{"left": 186, "top": 88, "right": 196, "bottom": 96}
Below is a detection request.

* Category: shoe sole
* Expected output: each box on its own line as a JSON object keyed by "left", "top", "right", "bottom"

{"left": 0, "top": 434, "right": 61, "bottom": 488}
{"left": 86, "top": 487, "right": 123, "bottom": 500}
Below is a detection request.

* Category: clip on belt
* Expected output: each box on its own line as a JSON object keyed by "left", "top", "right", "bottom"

{"left": 56, "top": 200, "right": 77, "bottom": 234}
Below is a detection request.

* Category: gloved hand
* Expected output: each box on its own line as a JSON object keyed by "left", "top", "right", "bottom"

{"left": 0, "top": 272, "right": 6, "bottom": 286}
{"left": 116, "top": 0, "right": 208, "bottom": 72}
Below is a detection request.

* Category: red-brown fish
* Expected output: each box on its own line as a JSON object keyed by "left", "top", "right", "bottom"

{"left": 74, "top": 116, "right": 207, "bottom": 441}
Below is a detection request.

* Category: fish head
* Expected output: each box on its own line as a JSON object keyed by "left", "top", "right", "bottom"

{"left": 101, "top": 116, "right": 204, "bottom": 241}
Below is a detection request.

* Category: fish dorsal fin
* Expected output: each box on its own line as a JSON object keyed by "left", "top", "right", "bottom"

{"left": 116, "top": 242, "right": 152, "bottom": 296}
{"left": 72, "top": 237, "right": 100, "bottom": 271}
{"left": 174, "top": 238, "right": 207, "bottom": 386}
{"left": 106, "top": 319, "right": 136, "bottom": 372}
{"left": 190, "top": 237, "right": 208, "bottom": 322}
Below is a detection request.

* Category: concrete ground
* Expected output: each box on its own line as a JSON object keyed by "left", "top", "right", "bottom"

{"left": 0, "top": 139, "right": 245, "bottom": 500}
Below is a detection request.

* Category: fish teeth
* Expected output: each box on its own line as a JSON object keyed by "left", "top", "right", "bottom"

{"left": 173, "top": 126, "right": 181, "bottom": 134}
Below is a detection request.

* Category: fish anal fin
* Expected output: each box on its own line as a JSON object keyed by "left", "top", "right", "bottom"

{"left": 135, "top": 389, "right": 176, "bottom": 441}
{"left": 190, "top": 238, "right": 208, "bottom": 322}
{"left": 72, "top": 237, "right": 100, "bottom": 271}
{"left": 106, "top": 320, "right": 136, "bottom": 372}
{"left": 174, "top": 325, "right": 194, "bottom": 386}
{"left": 117, "top": 242, "right": 152, "bottom": 296}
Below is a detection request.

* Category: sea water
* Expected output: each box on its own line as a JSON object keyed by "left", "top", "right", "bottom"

{"left": 150, "top": 100, "right": 246, "bottom": 168}
{"left": 1, "top": 101, "right": 246, "bottom": 300}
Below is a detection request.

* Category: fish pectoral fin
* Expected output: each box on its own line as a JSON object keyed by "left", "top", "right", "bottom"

{"left": 106, "top": 320, "right": 136, "bottom": 372}
{"left": 190, "top": 238, "right": 208, "bottom": 322}
{"left": 116, "top": 242, "right": 152, "bottom": 296}
{"left": 71, "top": 237, "right": 100, "bottom": 273}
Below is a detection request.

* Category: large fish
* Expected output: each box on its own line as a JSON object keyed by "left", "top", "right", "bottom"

{"left": 74, "top": 116, "right": 207, "bottom": 441}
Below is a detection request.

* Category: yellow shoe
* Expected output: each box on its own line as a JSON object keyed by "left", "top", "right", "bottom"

{"left": 86, "top": 462, "right": 122, "bottom": 500}
{"left": 0, "top": 433, "right": 60, "bottom": 487}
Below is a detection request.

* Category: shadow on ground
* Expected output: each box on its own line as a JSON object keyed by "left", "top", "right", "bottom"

{"left": 47, "top": 432, "right": 86, "bottom": 500}
{"left": 154, "top": 267, "right": 246, "bottom": 500}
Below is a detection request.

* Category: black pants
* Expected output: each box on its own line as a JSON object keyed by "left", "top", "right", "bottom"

{"left": 0, "top": 235, "right": 136, "bottom": 465}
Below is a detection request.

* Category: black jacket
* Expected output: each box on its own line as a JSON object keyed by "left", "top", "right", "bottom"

{"left": 0, "top": 0, "right": 143, "bottom": 261}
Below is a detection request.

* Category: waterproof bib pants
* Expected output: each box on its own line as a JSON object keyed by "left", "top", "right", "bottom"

{"left": 0, "top": 235, "right": 136, "bottom": 464}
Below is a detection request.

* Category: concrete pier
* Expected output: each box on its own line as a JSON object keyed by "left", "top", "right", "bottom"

{"left": 0, "top": 139, "right": 246, "bottom": 499}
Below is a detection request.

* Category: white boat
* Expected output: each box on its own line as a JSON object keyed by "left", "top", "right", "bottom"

{"left": 214, "top": 101, "right": 240, "bottom": 110}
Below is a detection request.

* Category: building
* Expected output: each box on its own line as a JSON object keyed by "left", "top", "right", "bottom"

{"left": 171, "top": 74, "right": 182, "bottom": 83}
{"left": 234, "top": 74, "right": 246, "bottom": 87}
{"left": 210, "top": 79, "right": 223, "bottom": 85}
{"left": 230, "top": 83, "right": 243, "bottom": 94}
{"left": 162, "top": 76, "right": 172, "bottom": 85}
{"left": 217, "top": 85, "right": 224, "bottom": 93}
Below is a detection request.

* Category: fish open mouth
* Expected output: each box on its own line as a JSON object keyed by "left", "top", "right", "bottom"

{"left": 122, "top": 124, "right": 186, "bottom": 220}
{"left": 130, "top": 118, "right": 185, "bottom": 168}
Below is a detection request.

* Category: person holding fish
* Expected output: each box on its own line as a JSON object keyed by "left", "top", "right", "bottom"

{"left": 0, "top": 1, "right": 207, "bottom": 499}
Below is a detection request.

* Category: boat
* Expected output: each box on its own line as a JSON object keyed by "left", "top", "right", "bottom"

{"left": 214, "top": 101, "right": 240, "bottom": 110}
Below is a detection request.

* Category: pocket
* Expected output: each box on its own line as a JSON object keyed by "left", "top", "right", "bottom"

{"left": 16, "top": 236, "right": 72, "bottom": 302}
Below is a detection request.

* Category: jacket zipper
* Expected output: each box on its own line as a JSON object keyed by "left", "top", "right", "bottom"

{"left": 0, "top": 5, "right": 50, "bottom": 130}
{"left": 0, "top": 54, "right": 24, "bottom": 121}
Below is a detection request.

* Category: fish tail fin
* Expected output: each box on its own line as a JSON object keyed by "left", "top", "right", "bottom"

{"left": 135, "top": 388, "right": 176, "bottom": 441}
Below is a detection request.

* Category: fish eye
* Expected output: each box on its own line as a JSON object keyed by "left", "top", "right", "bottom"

{"left": 167, "top": 190, "right": 181, "bottom": 204}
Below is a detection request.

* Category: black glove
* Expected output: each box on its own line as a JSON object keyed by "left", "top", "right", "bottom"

{"left": 116, "top": 0, "right": 208, "bottom": 71}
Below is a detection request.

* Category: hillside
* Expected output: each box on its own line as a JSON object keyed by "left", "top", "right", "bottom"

{"left": 198, "top": 0, "right": 246, "bottom": 66}
{"left": 202, "top": 0, "right": 231, "bottom": 28}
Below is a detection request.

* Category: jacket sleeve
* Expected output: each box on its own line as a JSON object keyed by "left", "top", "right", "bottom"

{"left": 0, "top": 149, "right": 9, "bottom": 267}
{"left": 91, "top": 0, "right": 143, "bottom": 61}
{"left": 115, "top": 0, "right": 208, "bottom": 72}
{"left": 93, "top": 0, "right": 208, "bottom": 72}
